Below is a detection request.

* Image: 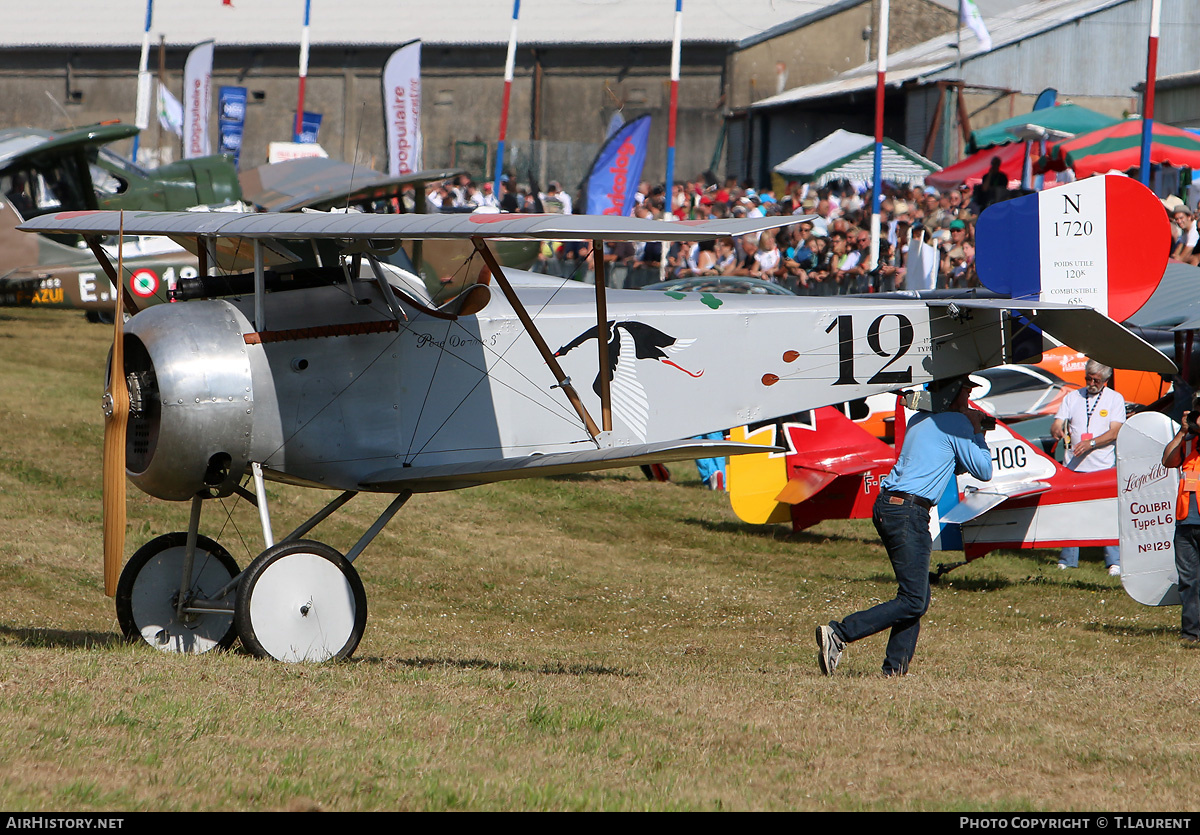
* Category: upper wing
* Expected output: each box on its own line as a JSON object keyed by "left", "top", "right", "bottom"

{"left": 18, "top": 210, "right": 811, "bottom": 244}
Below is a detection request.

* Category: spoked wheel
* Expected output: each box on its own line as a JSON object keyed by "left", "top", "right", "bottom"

{"left": 115, "top": 533, "right": 240, "bottom": 654}
{"left": 234, "top": 540, "right": 367, "bottom": 663}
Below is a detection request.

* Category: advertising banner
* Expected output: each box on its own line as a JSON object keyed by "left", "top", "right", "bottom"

{"left": 296, "top": 111, "right": 322, "bottom": 145}
{"left": 383, "top": 40, "right": 422, "bottom": 176}
{"left": 183, "top": 41, "right": 214, "bottom": 159}
{"left": 218, "top": 85, "right": 247, "bottom": 166}
{"left": 1117, "top": 412, "right": 1181, "bottom": 607}
{"left": 584, "top": 114, "right": 651, "bottom": 217}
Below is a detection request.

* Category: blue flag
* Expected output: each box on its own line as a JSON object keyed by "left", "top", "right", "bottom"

{"left": 296, "top": 111, "right": 322, "bottom": 145}
{"left": 218, "top": 86, "right": 247, "bottom": 167}
{"left": 585, "top": 114, "right": 651, "bottom": 217}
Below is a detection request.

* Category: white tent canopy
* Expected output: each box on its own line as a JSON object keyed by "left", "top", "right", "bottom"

{"left": 774, "top": 130, "right": 940, "bottom": 186}
{"left": 774, "top": 129, "right": 872, "bottom": 179}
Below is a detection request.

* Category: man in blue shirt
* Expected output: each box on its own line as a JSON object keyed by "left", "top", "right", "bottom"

{"left": 817, "top": 375, "right": 993, "bottom": 676}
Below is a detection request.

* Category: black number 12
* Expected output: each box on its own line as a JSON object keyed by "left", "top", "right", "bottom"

{"left": 824, "top": 314, "right": 914, "bottom": 385}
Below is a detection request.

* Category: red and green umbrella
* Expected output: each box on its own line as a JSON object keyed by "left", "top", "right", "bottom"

{"left": 1038, "top": 119, "right": 1200, "bottom": 178}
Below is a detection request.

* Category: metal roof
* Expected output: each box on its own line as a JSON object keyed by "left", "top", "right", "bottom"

{"left": 3, "top": 0, "right": 1044, "bottom": 49}
{"left": 6, "top": 0, "right": 852, "bottom": 48}
{"left": 749, "top": 0, "right": 1142, "bottom": 110}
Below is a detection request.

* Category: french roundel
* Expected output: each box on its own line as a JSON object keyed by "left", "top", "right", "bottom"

{"left": 130, "top": 269, "right": 159, "bottom": 298}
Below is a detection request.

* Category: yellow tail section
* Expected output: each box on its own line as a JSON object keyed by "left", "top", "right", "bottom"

{"left": 727, "top": 425, "right": 792, "bottom": 525}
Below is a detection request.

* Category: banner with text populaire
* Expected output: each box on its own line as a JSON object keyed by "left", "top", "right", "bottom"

{"left": 585, "top": 114, "right": 651, "bottom": 217}
{"left": 383, "top": 41, "right": 422, "bottom": 176}
{"left": 183, "top": 41, "right": 214, "bottom": 159}
{"left": 1117, "top": 411, "right": 1181, "bottom": 607}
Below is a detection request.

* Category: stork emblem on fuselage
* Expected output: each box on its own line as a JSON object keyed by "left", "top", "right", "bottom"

{"left": 554, "top": 320, "right": 702, "bottom": 441}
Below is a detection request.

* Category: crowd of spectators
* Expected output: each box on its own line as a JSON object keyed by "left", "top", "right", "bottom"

{"left": 416, "top": 169, "right": 1009, "bottom": 295}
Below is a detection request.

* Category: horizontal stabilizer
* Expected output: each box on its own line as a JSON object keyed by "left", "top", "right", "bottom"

{"left": 927, "top": 299, "right": 1176, "bottom": 375}
{"left": 941, "top": 480, "right": 1051, "bottom": 524}
{"left": 361, "top": 440, "right": 781, "bottom": 493}
{"left": 775, "top": 467, "right": 839, "bottom": 505}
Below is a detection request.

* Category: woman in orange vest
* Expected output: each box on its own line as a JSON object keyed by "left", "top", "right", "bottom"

{"left": 1161, "top": 401, "right": 1200, "bottom": 644}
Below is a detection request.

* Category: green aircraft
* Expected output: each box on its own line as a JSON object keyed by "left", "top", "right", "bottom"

{"left": 0, "top": 122, "right": 241, "bottom": 319}
{"left": 0, "top": 126, "right": 538, "bottom": 319}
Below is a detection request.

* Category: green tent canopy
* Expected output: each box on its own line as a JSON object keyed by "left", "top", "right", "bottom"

{"left": 968, "top": 103, "right": 1121, "bottom": 154}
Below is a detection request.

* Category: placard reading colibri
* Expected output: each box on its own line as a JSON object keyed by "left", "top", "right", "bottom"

{"left": 975, "top": 174, "right": 1170, "bottom": 322}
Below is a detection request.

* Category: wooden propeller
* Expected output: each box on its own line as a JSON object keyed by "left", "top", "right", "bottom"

{"left": 101, "top": 215, "right": 128, "bottom": 596}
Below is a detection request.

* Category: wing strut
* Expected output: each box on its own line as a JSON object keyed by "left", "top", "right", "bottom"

{"left": 84, "top": 236, "right": 138, "bottom": 317}
{"left": 471, "top": 236, "right": 601, "bottom": 441}
{"left": 592, "top": 238, "right": 612, "bottom": 432}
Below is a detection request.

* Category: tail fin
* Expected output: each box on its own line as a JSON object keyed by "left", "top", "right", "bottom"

{"left": 730, "top": 406, "right": 893, "bottom": 525}
{"left": 728, "top": 422, "right": 796, "bottom": 525}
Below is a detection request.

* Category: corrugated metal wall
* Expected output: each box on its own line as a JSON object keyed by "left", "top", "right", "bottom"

{"left": 905, "top": 86, "right": 941, "bottom": 165}
{"left": 934, "top": 0, "right": 1200, "bottom": 99}
{"left": 1158, "top": 87, "right": 1200, "bottom": 128}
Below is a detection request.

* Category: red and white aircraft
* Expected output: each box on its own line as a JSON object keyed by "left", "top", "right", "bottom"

{"left": 728, "top": 398, "right": 1118, "bottom": 576}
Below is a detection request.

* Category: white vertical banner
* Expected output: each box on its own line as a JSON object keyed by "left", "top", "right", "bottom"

{"left": 1116, "top": 411, "right": 1181, "bottom": 607}
{"left": 183, "top": 40, "right": 215, "bottom": 159}
{"left": 383, "top": 40, "right": 422, "bottom": 176}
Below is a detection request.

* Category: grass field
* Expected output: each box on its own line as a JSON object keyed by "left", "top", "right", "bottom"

{"left": 0, "top": 307, "right": 1196, "bottom": 812}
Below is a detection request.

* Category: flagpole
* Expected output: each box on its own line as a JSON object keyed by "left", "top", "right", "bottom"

{"left": 132, "top": 0, "right": 154, "bottom": 163}
{"left": 1139, "top": 0, "right": 1161, "bottom": 187}
{"left": 664, "top": 0, "right": 683, "bottom": 199}
{"left": 494, "top": 0, "right": 521, "bottom": 198}
{"left": 294, "top": 0, "right": 312, "bottom": 141}
{"left": 869, "top": 0, "right": 888, "bottom": 273}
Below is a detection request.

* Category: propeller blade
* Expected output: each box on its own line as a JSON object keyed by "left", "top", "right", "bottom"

{"left": 101, "top": 216, "right": 128, "bottom": 597}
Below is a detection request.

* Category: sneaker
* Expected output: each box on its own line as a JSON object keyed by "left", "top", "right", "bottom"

{"left": 1057, "top": 563, "right": 1070, "bottom": 570}
{"left": 708, "top": 471, "right": 725, "bottom": 492}
{"left": 816, "top": 625, "right": 844, "bottom": 676}
{"left": 1108, "top": 564, "right": 1122, "bottom": 577}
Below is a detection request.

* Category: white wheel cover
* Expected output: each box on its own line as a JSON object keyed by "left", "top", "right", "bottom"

{"left": 132, "top": 548, "right": 235, "bottom": 654}
{"left": 248, "top": 552, "right": 358, "bottom": 662}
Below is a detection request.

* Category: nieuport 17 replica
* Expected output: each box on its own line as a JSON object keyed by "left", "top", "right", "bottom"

{"left": 18, "top": 209, "right": 1175, "bottom": 662}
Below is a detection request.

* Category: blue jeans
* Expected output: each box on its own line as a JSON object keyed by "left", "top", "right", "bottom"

{"left": 1058, "top": 546, "right": 1120, "bottom": 568}
{"left": 1175, "top": 525, "right": 1200, "bottom": 640}
{"left": 831, "top": 495, "right": 932, "bottom": 675}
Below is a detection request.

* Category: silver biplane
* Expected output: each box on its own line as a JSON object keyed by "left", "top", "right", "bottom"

{"left": 19, "top": 209, "right": 1176, "bottom": 662}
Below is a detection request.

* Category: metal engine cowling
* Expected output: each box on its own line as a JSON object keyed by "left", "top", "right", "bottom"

{"left": 122, "top": 300, "right": 278, "bottom": 501}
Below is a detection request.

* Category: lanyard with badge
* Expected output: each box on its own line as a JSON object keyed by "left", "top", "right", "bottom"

{"left": 1080, "top": 389, "right": 1101, "bottom": 447}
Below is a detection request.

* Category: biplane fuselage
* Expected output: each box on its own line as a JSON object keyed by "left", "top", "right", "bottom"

{"left": 124, "top": 265, "right": 990, "bottom": 501}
